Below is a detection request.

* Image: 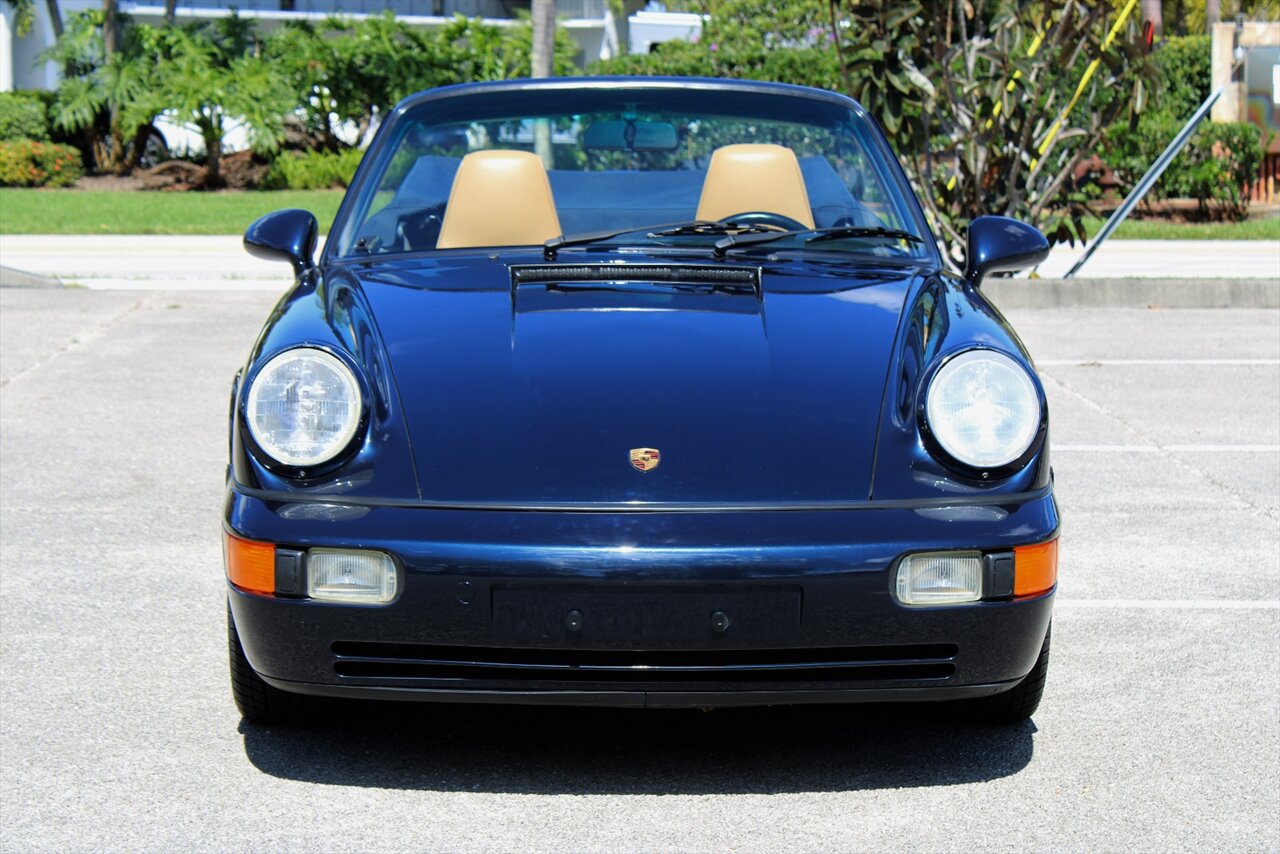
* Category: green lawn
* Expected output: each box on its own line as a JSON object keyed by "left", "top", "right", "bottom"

{"left": 1079, "top": 215, "right": 1280, "bottom": 240}
{"left": 0, "top": 189, "right": 346, "bottom": 235}
{"left": 1, "top": 188, "right": 1277, "bottom": 239}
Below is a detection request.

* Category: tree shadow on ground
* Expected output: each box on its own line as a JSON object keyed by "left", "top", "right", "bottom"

{"left": 241, "top": 699, "right": 1036, "bottom": 794}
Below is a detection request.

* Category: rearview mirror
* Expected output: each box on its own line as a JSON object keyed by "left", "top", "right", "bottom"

{"left": 964, "top": 216, "right": 1049, "bottom": 287}
{"left": 583, "top": 120, "right": 679, "bottom": 151}
{"left": 244, "top": 209, "right": 318, "bottom": 275}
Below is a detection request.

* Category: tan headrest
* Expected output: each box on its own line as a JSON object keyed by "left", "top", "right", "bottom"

{"left": 436, "top": 150, "right": 562, "bottom": 249}
{"left": 695, "top": 144, "right": 815, "bottom": 229}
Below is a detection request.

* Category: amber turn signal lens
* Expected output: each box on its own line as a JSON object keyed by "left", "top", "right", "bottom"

{"left": 225, "top": 531, "right": 275, "bottom": 595}
{"left": 1014, "top": 538, "right": 1058, "bottom": 597}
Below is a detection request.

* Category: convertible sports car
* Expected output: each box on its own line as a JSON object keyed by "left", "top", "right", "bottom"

{"left": 226, "top": 77, "right": 1058, "bottom": 725}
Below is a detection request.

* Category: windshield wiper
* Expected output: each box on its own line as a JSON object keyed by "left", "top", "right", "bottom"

{"left": 712, "top": 226, "right": 925, "bottom": 259}
{"left": 543, "top": 220, "right": 782, "bottom": 260}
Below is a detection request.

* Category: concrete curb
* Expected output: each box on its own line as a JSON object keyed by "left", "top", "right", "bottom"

{"left": 985, "top": 277, "right": 1279, "bottom": 309}
{"left": 0, "top": 265, "right": 64, "bottom": 289}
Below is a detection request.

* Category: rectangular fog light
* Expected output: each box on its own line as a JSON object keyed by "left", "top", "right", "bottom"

{"left": 307, "top": 549, "right": 398, "bottom": 604}
{"left": 895, "top": 551, "right": 983, "bottom": 606}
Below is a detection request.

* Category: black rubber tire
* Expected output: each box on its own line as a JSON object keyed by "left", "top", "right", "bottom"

{"left": 962, "top": 623, "right": 1051, "bottom": 725}
{"left": 228, "top": 603, "right": 306, "bottom": 725}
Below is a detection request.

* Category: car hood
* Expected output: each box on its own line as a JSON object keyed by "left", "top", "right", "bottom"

{"left": 351, "top": 255, "right": 919, "bottom": 505}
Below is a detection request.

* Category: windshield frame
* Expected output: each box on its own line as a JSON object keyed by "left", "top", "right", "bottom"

{"left": 325, "top": 77, "right": 940, "bottom": 268}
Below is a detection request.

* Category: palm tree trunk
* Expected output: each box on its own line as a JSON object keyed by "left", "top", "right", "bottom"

{"left": 102, "top": 0, "right": 120, "bottom": 56}
{"left": 531, "top": 0, "right": 555, "bottom": 168}
{"left": 531, "top": 0, "right": 554, "bottom": 77}
{"left": 202, "top": 119, "right": 223, "bottom": 188}
{"left": 1206, "top": 0, "right": 1221, "bottom": 33}
{"left": 45, "top": 0, "right": 63, "bottom": 37}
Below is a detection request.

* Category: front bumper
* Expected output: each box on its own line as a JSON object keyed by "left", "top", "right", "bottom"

{"left": 226, "top": 488, "right": 1058, "bottom": 708}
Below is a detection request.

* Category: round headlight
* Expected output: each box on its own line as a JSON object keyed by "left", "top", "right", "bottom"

{"left": 245, "top": 347, "right": 362, "bottom": 467}
{"left": 925, "top": 349, "right": 1041, "bottom": 470}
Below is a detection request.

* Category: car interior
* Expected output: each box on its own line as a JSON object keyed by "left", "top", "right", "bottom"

{"left": 355, "top": 142, "right": 888, "bottom": 254}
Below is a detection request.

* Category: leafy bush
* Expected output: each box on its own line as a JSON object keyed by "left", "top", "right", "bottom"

{"left": 1106, "top": 117, "right": 1265, "bottom": 220}
{"left": 0, "top": 140, "right": 86, "bottom": 187}
{"left": 265, "top": 13, "right": 580, "bottom": 153}
{"left": 1151, "top": 35, "right": 1212, "bottom": 117}
{"left": 0, "top": 92, "right": 51, "bottom": 142}
{"left": 263, "top": 148, "right": 364, "bottom": 190}
{"left": 1103, "top": 35, "right": 1266, "bottom": 220}
{"left": 593, "top": 0, "right": 838, "bottom": 90}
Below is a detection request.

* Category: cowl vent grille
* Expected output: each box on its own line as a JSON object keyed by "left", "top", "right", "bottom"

{"left": 511, "top": 264, "right": 759, "bottom": 289}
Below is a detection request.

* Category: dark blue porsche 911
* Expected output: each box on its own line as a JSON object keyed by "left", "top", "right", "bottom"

{"left": 225, "top": 77, "right": 1059, "bottom": 725}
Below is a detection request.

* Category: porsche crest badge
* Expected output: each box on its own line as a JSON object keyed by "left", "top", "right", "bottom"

{"left": 630, "top": 448, "right": 661, "bottom": 472}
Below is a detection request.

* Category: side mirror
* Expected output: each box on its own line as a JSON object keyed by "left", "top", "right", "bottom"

{"left": 964, "top": 216, "right": 1049, "bottom": 287}
{"left": 244, "top": 209, "right": 318, "bottom": 275}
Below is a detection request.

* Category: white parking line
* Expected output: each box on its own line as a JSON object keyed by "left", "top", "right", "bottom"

{"left": 1056, "top": 599, "right": 1280, "bottom": 610}
{"left": 1039, "top": 359, "right": 1280, "bottom": 366}
{"left": 78, "top": 278, "right": 288, "bottom": 291}
{"left": 1054, "top": 444, "right": 1280, "bottom": 452}
{"left": 1165, "top": 444, "right": 1280, "bottom": 452}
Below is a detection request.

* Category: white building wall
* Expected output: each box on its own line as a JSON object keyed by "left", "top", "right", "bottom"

{"left": 1, "top": 7, "right": 14, "bottom": 92}
{"left": 2, "top": 0, "right": 60, "bottom": 91}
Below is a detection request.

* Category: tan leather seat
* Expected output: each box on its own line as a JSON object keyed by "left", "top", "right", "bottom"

{"left": 436, "top": 150, "right": 562, "bottom": 249}
{"left": 695, "top": 144, "right": 815, "bottom": 229}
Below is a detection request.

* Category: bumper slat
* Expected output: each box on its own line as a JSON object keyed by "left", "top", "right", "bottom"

{"left": 330, "top": 641, "right": 958, "bottom": 684}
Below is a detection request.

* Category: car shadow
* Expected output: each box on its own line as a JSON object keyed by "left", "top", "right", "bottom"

{"left": 241, "top": 699, "right": 1036, "bottom": 794}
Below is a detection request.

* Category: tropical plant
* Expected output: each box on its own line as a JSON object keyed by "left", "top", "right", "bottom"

{"left": 144, "top": 16, "right": 293, "bottom": 186}
{"left": 42, "top": 9, "right": 162, "bottom": 174}
{"left": 265, "top": 12, "right": 579, "bottom": 154}
{"left": 598, "top": 0, "right": 1156, "bottom": 259}
{"left": 833, "top": 1, "right": 1158, "bottom": 256}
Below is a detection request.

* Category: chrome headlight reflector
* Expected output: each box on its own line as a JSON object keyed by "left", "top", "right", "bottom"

{"left": 925, "top": 349, "right": 1041, "bottom": 470}
{"left": 245, "top": 347, "right": 362, "bottom": 467}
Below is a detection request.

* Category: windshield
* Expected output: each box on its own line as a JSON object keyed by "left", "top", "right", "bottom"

{"left": 334, "top": 84, "right": 930, "bottom": 260}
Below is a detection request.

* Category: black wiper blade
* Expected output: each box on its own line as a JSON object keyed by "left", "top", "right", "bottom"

{"left": 804, "top": 227, "right": 925, "bottom": 245}
{"left": 544, "top": 220, "right": 715, "bottom": 260}
{"left": 713, "top": 226, "right": 924, "bottom": 259}
{"left": 544, "top": 220, "right": 785, "bottom": 260}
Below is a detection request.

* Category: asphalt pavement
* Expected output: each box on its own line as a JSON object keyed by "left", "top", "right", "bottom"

{"left": 0, "top": 281, "right": 1277, "bottom": 852}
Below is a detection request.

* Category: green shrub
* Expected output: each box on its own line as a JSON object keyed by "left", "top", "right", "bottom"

{"left": 1153, "top": 35, "right": 1212, "bottom": 117}
{"left": 0, "top": 92, "right": 51, "bottom": 142}
{"left": 1104, "top": 33, "right": 1265, "bottom": 221}
{"left": 1106, "top": 119, "right": 1266, "bottom": 220}
{"left": 263, "top": 148, "right": 364, "bottom": 190}
{"left": 0, "top": 140, "right": 85, "bottom": 187}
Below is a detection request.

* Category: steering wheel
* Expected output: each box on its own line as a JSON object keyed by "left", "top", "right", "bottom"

{"left": 718, "top": 211, "right": 811, "bottom": 232}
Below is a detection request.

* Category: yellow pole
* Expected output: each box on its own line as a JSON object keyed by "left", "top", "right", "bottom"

{"left": 949, "top": 28, "right": 1047, "bottom": 191}
{"left": 1035, "top": 0, "right": 1139, "bottom": 164}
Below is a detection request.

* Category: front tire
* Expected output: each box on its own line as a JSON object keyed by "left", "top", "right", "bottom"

{"left": 228, "top": 603, "right": 305, "bottom": 725}
{"left": 964, "top": 623, "right": 1051, "bottom": 725}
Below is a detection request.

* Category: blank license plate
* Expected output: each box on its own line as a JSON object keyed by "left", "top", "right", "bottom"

{"left": 491, "top": 585, "right": 801, "bottom": 646}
